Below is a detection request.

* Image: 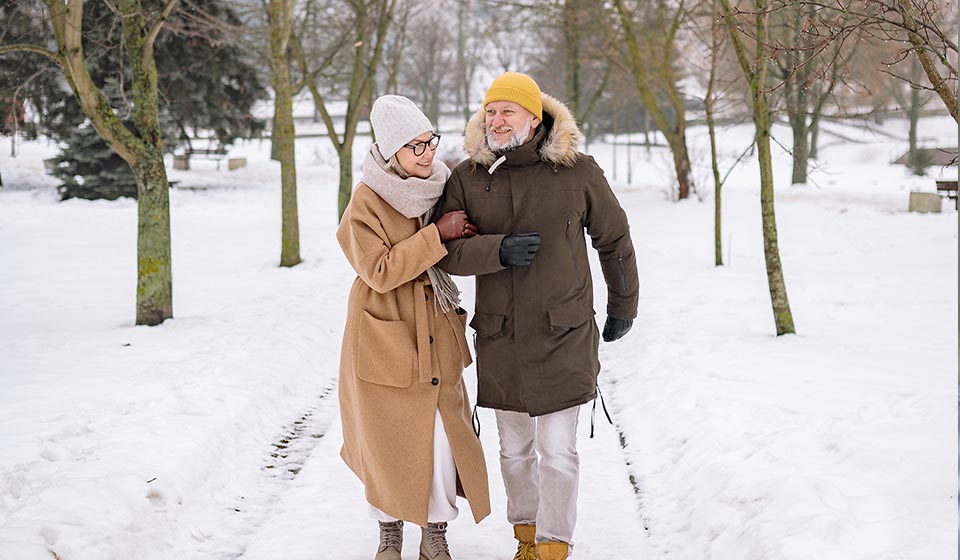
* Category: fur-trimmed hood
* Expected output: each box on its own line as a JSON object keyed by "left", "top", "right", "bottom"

{"left": 463, "top": 92, "right": 583, "bottom": 168}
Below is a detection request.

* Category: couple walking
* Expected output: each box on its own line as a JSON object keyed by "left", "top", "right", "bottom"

{"left": 337, "top": 72, "right": 639, "bottom": 560}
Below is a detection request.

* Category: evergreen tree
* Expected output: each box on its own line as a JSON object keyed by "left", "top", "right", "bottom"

{"left": 1, "top": 1, "right": 267, "bottom": 200}
{"left": 54, "top": 124, "right": 137, "bottom": 200}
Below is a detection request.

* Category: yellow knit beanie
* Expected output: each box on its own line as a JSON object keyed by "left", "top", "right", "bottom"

{"left": 484, "top": 72, "right": 543, "bottom": 121}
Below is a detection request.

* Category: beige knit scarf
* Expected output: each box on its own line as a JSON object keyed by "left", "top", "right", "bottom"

{"left": 360, "top": 144, "right": 461, "bottom": 314}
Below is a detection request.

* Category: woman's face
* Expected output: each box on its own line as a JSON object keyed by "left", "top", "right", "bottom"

{"left": 395, "top": 131, "right": 437, "bottom": 179}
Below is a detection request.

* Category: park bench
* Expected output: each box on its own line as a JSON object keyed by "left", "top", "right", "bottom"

{"left": 174, "top": 146, "right": 228, "bottom": 171}
{"left": 171, "top": 145, "right": 247, "bottom": 173}
{"left": 936, "top": 180, "right": 958, "bottom": 209}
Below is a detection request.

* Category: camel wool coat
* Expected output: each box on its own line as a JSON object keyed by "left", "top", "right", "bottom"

{"left": 336, "top": 182, "right": 491, "bottom": 526}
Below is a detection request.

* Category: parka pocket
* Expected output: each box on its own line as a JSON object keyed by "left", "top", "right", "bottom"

{"left": 356, "top": 311, "right": 415, "bottom": 388}
{"left": 469, "top": 312, "right": 506, "bottom": 339}
{"left": 565, "top": 211, "right": 585, "bottom": 290}
{"left": 547, "top": 300, "right": 595, "bottom": 333}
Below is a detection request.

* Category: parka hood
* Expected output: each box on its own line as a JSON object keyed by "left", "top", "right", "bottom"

{"left": 463, "top": 92, "right": 583, "bottom": 168}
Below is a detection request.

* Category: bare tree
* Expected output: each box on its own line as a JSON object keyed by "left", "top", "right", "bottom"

{"left": 764, "top": 3, "right": 864, "bottom": 183}
{"left": 798, "top": 0, "right": 957, "bottom": 122}
{"left": 719, "top": 0, "right": 796, "bottom": 335}
{"left": 891, "top": 56, "right": 934, "bottom": 174}
{"left": 292, "top": 0, "right": 396, "bottom": 220}
{"left": 889, "top": 0, "right": 957, "bottom": 121}
{"left": 1, "top": 0, "right": 180, "bottom": 326}
{"left": 380, "top": 0, "right": 413, "bottom": 97}
{"left": 613, "top": 0, "right": 698, "bottom": 200}
{"left": 455, "top": 1, "right": 484, "bottom": 119}
{"left": 267, "top": 0, "right": 300, "bottom": 267}
{"left": 396, "top": 5, "right": 456, "bottom": 125}
{"left": 558, "top": 0, "right": 612, "bottom": 134}
{"left": 704, "top": 0, "right": 726, "bottom": 266}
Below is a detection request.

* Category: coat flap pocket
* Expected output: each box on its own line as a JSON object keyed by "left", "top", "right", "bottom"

{"left": 547, "top": 301, "right": 595, "bottom": 329}
{"left": 356, "top": 311, "right": 414, "bottom": 388}
{"left": 469, "top": 312, "right": 505, "bottom": 338}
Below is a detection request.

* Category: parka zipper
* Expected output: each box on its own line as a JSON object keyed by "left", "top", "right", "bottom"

{"left": 566, "top": 217, "right": 584, "bottom": 290}
{"left": 617, "top": 255, "right": 627, "bottom": 292}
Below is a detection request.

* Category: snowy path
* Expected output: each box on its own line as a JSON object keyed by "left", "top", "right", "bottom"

{"left": 238, "top": 392, "right": 651, "bottom": 559}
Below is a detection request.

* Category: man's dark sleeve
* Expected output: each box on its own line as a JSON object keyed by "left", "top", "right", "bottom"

{"left": 433, "top": 167, "right": 507, "bottom": 277}
{"left": 583, "top": 157, "right": 639, "bottom": 320}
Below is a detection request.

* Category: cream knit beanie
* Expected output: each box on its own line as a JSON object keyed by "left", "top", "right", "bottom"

{"left": 370, "top": 95, "right": 435, "bottom": 160}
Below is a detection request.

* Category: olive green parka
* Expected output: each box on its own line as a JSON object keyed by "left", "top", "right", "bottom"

{"left": 434, "top": 93, "right": 639, "bottom": 417}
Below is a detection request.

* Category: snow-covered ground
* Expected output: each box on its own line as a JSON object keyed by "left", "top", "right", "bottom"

{"left": 0, "top": 115, "right": 956, "bottom": 560}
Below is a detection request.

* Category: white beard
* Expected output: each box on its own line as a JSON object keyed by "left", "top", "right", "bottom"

{"left": 486, "top": 118, "right": 533, "bottom": 152}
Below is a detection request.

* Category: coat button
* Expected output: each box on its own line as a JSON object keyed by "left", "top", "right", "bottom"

{"left": 431, "top": 377, "right": 439, "bottom": 386}
{"left": 429, "top": 335, "right": 434, "bottom": 343}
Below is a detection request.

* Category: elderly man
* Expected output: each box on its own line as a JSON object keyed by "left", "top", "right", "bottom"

{"left": 434, "top": 72, "right": 639, "bottom": 560}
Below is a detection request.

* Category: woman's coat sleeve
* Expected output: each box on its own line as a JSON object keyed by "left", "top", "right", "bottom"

{"left": 337, "top": 192, "right": 448, "bottom": 294}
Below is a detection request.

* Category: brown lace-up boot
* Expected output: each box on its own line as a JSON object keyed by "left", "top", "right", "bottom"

{"left": 375, "top": 520, "right": 403, "bottom": 560}
{"left": 512, "top": 524, "right": 537, "bottom": 560}
{"left": 536, "top": 541, "right": 569, "bottom": 560}
{"left": 419, "top": 521, "right": 452, "bottom": 560}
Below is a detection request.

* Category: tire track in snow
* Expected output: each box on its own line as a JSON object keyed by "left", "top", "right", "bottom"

{"left": 597, "top": 374, "right": 653, "bottom": 535}
{"left": 196, "top": 380, "right": 339, "bottom": 560}
{"left": 259, "top": 382, "right": 338, "bottom": 481}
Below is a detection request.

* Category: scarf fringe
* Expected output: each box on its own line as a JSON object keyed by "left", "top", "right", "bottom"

{"left": 426, "top": 266, "right": 460, "bottom": 315}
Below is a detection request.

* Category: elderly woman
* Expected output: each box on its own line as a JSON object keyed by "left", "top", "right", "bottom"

{"left": 336, "top": 95, "right": 490, "bottom": 560}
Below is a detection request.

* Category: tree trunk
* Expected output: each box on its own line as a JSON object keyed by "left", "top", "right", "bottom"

{"left": 337, "top": 142, "right": 353, "bottom": 222}
{"left": 755, "top": 94, "right": 794, "bottom": 334}
{"left": 907, "top": 82, "right": 924, "bottom": 175}
{"left": 706, "top": 4, "right": 722, "bottom": 266}
{"left": 614, "top": 0, "right": 695, "bottom": 200}
{"left": 269, "top": 0, "right": 301, "bottom": 267}
{"left": 784, "top": 6, "right": 811, "bottom": 185}
{"left": 122, "top": 0, "right": 176, "bottom": 326}
{"left": 790, "top": 111, "right": 809, "bottom": 184}
{"left": 707, "top": 105, "right": 722, "bottom": 265}
{"left": 563, "top": 0, "right": 581, "bottom": 119}
{"left": 457, "top": 2, "right": 470, "bottom": 120}
{"left": 270, "top": 117, "right": 280, "bottom": 161}
{"left": 134, "top": 151, "right": 173, "bottom": 325}
{"left": 809, "top": 115, "right": 820, "bottom": 160}
{"left": 720, "top": 0, "right": 795, "bottom": 335}
{"left": 669, "top": 126, "right": 693, "bottom": 199}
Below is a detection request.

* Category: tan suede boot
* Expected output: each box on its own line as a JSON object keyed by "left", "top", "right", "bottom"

{"left": 536, "top": 541, "right": 569, "bottom": 560}
{"left": 375, "top": 520, "right": 403, "bottom": 560}
{"left": 419, "top": 521, "right": 452, "bottom": 560}
{"left": 512, "top": 524, "right": 537, "bottom": 560}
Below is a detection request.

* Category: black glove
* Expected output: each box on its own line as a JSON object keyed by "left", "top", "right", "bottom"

{"left": 602, "top": 316, "right": 633, "bottom": 342}
{"left": 499, "top": 233, "right": 541, "bottom": 267}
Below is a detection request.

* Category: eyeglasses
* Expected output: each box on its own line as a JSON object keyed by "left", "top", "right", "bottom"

{"left": 402, "top": 133, "right": 441, "bottom": 156}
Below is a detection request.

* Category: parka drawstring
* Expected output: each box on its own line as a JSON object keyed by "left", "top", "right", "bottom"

{"left": 589, "top": 385, "right": 614, "bottom": 438}
{"left": 471, "top": 331, "right": 482, "bottom": 437}
{"left": 472, "top": 404, "right": 481, "bottom": 437}
{"left": 488, "top": 155, "right": 507, "bottom": 174}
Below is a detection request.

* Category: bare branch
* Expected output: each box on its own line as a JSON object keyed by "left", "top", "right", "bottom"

{"left": 0, "top": 44, "right": 64, "bottom": 65}
{"left": 144, "top": 0, "right": 180, "bottom": 65}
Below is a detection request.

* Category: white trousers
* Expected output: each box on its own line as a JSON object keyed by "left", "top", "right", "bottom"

{"left": 495, "top": 405, "right": 580, "bottom": 547}
{"left": 369, "top": 408, "right": 459, "bottom": 524}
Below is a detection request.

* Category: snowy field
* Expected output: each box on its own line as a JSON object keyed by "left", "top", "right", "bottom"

{"left": 0, "top": 115, "right": 957, "bottom": 560}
